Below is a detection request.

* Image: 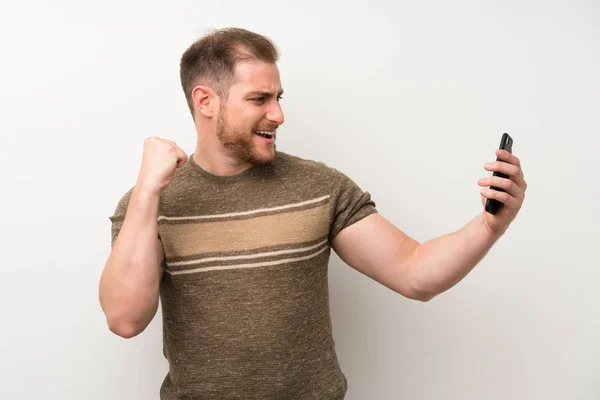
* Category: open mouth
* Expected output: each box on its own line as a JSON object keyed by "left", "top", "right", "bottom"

{"left": 254, "top": 130, "right": 276, "bottom": 141}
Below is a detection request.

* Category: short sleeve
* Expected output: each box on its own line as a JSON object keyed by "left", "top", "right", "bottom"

{"left": 329, "top": 168, "right": 378, "bottom": 241}
{"left": 108, "top": 187, "right": 135, "bottom": 247}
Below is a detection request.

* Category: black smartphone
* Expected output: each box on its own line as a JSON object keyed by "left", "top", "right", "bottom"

{"left": 485, "top": 133, "right": 513, "bottom": 215}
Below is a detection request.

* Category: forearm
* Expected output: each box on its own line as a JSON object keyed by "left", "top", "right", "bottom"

{"left": 99, "top": 186, "right": 163, "bottom": 337}
{"left": 409, "top": 212, "right": 504, "bottom": 300}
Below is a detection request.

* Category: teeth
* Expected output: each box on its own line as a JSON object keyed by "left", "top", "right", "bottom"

{"left": 255, "top": 130, "right": 275, "bottom": 138}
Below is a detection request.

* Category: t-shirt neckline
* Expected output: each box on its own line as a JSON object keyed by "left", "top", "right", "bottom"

{"left": 187, "top": 153, "right": 263, "bottom": 183}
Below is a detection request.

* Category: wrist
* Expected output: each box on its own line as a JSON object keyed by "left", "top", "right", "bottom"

{"left": 477, "top": 212, "right": 507, "bottom": 239}
{"left": 133, "top": 180, "right": 162, "bottom": 199}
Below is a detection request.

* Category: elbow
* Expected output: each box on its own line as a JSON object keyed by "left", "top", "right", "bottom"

{"left": 415, "top": 291, "right": 436, "bottom": 302}
{"left": 107, "top": 316, "right": 144, "bottom": 339}
{"left": 406, "top": 264, "right": 438, "bottom": 302}
{"left": 395, "top": 283, "right": 436, "bottom": 302}
{"left": 101, "top": 301, "right": 148, "bottom": 339}
{"left": 99, "top": 297, "right": 141, "bottom": 338}
{"left": 408, "top": 286, "right": 437, "bottom": 302}
{"left": 99, "top": 288, "right": 155, "bottom": 339}
{"left": 406, "top": 276, "right": 438, "bottom": 302}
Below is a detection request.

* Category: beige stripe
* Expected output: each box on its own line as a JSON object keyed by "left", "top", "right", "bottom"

{"left": 158, "top": 195, "right": 330, "bottom": 222}
{"left": 160, "top": 204, "right": 330, "bottom": 258}
{"left": 167, "top": 239, "right": 329, "bottom": 267}
{"left": 166, "top": 246, "right": 329, "bottom": 275}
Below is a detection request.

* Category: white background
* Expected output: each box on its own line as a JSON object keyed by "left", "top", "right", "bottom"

{"left": 1, "top": 0, "right": 598, "bottom": 399}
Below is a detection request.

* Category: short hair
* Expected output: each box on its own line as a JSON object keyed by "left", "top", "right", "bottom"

{"left": 180, "top": 27, "right": 280, "bottom": 118}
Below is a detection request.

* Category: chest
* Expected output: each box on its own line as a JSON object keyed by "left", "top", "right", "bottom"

{"left": 157, "top": 195, "right": 332, "bottom": 265}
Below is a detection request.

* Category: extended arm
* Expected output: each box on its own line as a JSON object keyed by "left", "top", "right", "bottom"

{"left": 332, "top": 149, "right": 526, "bottom": 301}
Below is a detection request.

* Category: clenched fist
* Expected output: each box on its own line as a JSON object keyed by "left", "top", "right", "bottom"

{"left": 136, "top": 136, "right": 188, "bottom": 195}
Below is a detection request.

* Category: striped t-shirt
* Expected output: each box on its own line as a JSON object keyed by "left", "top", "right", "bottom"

{"left": 109, "top": 151, "right": 378, "bottom": 399}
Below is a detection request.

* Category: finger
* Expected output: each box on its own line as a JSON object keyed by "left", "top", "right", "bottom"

{"left": 480, "top": 187, "right": 520, "bottom": 209}
{"left": 478, "top": 176, "right": 523, "bottom": 198}
{"left": 484, "top": 160, "right": 520, "bottom": 178}
{"left": 485, "top": 163, "right": 527, "bottom": 193}
{"left": 496, "top": 149, "right": 526, "bottom": 181}
{"left": 510, "top": 171, "right": 527, "bottom": 192}
{"left": 495, "top": 149, "right": 521, "bottom": 167}
{"left": 162, "top": 138, "right": 178, "bottom": 147}
{"left": 159, "top": 139, "right": 186, "bottom": 166}
{"left": 175, "top": 147, "right": 188, "bottom": 167}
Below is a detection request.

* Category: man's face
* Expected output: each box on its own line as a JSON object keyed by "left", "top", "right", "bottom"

{"left": 215, "top": 60, "right": 285, "bottom": 166}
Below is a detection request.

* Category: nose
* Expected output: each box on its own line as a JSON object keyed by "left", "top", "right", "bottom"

{"left": 267, "top": 101, "right": 285, "bottom": 126}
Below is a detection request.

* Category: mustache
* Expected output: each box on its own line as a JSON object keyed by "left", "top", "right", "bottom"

{"left": 254, "top": 126, "right": 279, "bottom": 131}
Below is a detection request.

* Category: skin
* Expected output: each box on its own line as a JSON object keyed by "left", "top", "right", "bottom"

{"left": 331, "top": 149, "right": 527, "bottom": 301}
{"left": 188, "top": 57, "right": 528, "bottom": 302}
{"left": 98, "top": 59, "right": 287, "bottom": 338}
{"left": 100, "top": 54, "right": 527, "bottom": 339}
{"left": 190, "top": 59, "right": 285, "bottom": 176}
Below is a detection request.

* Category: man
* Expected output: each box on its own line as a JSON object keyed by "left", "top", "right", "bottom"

{"left": 99, "top": 27, "right": 527, "bottom": 399}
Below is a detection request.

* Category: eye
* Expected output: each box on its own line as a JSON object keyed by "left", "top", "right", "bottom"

{"left": 252, "top": 97, "right": 266, "bottom": 103}
{"left": 277, "top": 96, "right": 283, "bottom": 102}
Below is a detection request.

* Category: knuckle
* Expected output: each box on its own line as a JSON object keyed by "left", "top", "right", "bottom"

{"left": 145, "top": 136, "right": 160, "bottom": 147}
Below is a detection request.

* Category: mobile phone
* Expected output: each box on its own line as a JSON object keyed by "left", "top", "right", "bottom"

{"left": 485, "top": 133, "right": 513, "bottom": 215}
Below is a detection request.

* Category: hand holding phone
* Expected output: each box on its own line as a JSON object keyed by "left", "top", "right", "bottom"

{"left": 485, "top": 133, "right": 513, "bottom": 215}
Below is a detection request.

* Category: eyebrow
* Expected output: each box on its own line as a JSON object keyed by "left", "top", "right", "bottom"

{"left": 246, "top": 89, "right": 284, "bottom": 98}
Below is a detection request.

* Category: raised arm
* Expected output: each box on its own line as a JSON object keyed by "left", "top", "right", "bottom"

{"left": 99, "top": 137, "right": 187, "bottom": 338}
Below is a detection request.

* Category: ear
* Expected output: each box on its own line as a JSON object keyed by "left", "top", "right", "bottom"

{"left": 191, "top": 85, "right": 217, "bottom": 118}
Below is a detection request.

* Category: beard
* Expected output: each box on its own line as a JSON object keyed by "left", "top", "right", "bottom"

{"left": 215, "top": 104, "right": 277, "bottom": 166}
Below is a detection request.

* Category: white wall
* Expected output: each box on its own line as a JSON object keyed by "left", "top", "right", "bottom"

{"left": 1, "top": 0, "right": 598, "bottom": 399}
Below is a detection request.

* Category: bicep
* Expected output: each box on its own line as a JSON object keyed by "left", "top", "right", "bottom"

{"left": 331, "top": 213, "right": 421, "bottom": 299}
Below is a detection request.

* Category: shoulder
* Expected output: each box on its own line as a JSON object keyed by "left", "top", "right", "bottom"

{"left": 275, "top": 151, "right": 342, "bottom": 181}
{"left": 277, "top": 152, "right": 360, "bottom": 197}
{"left": 109, "top": 186, "right": 135, "bottom": 221}
{"left": 109, "top": 156, "right": 199, "bottom": 220}
{"left": 109, "top": 163, "right": 192, "bottom": 219}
